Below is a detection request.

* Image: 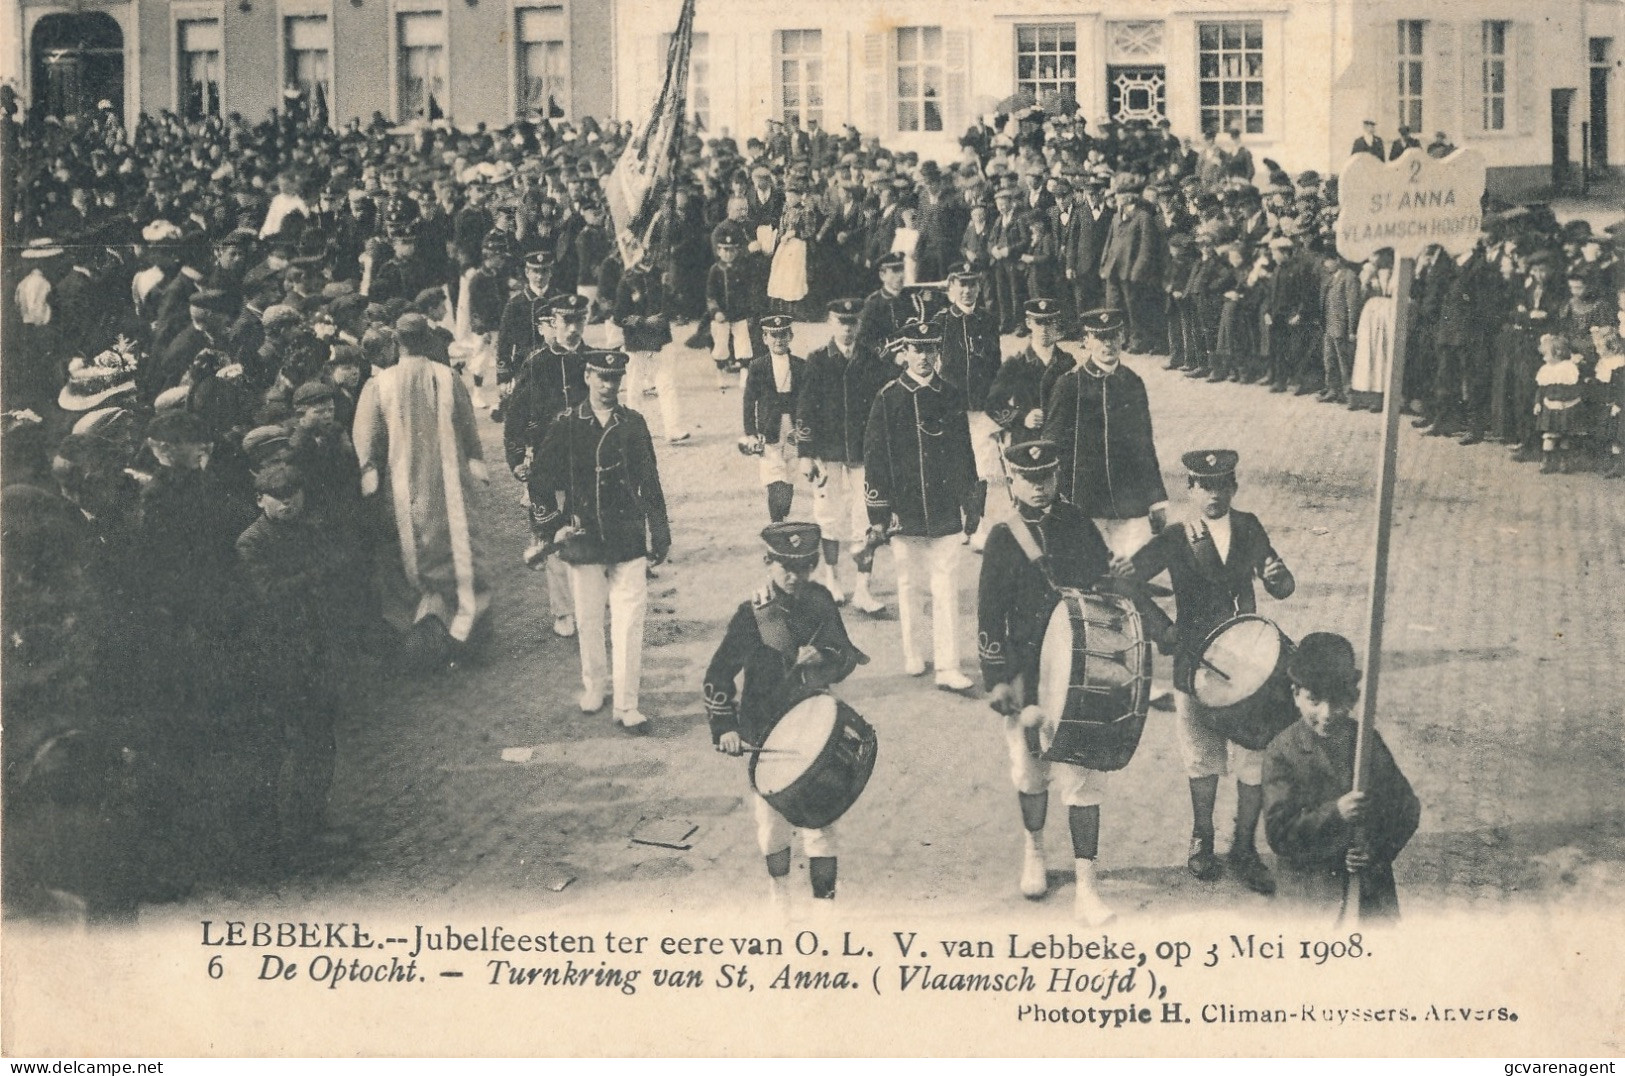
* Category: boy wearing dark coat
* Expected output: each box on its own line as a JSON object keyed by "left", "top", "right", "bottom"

{"left": 1264, "top": 632, "right": 1420, "bottom": 920}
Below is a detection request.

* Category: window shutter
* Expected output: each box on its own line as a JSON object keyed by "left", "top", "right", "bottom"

{"left": 1429, "top": 20, "right": 1459, "bottom": 140}
{"left": 1460, "top": 21, "right": 1484, "bottom": 133}
{"left": 1514, "top": 23, "right": 1536, "bottom": 135}
{"left": 944, "top": 30, "right": 970, "bottom": 138}
{"left": 864, "top": 32, "right": 886, "bottom": 133}
{"left": 1375, "top": 19, "right": 1398, "bottom": 134}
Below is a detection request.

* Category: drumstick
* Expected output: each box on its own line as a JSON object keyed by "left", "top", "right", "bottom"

{"left": 738, "top": 746, "right": 799, "bottom": 755}
{"left": 1198, "top": 655, "right": 1233, "bottom": 682}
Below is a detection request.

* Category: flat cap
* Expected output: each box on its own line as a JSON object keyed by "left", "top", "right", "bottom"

{"left": 1024, "top": 297, "right": 1064, "bottom": 323}
{"left": 760, "top": 314, "right": 794, "bottom": 334}
{"left": 1181, "top": 448, "right": 1239, "bottom": 479}
{"left": 876, "top": 251, "right": 906, "bottom": 271}
{"left": 585, "top": 351, "right": 629, "bottom": 377}
{"left": 550, "top": 293, "right": 591, "bottom": 318}
{"left": 292, "top": 380, "right": 337, "bottom": 406}
{"left": 827, "top": 298, "right": 864, "bottom": 321}
{"left": 761, "top": 521, "right": 821, "bottom": 561}
{"left": 1077, "top": 307, "right": 1126, "bottom": 335}
{"left": 1004, "top": 439, "right": 1061, "bottom": 476}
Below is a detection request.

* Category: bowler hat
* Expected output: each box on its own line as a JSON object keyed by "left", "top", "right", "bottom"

{"left": 1287, "top": 632, "right": 1361, "bottom": 699}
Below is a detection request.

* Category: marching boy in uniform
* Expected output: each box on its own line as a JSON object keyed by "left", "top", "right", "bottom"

{"left": 1264, "top": 632, "right": 1420, "bottom": 920}
{"left": 706, "top": 233, "right": 761, "bottom": 392}
{"left": 741, "top": 315, "right": 806, "bottom": 524}
{"left": 794, "top": 298, "right": 895, "bottom": 612}
{"left": 704, "top": 522, "right": 868, "bottom": 906}
{"left": 864, "top": 321, "right": 980, "bottom": 690}
{"left": 977, "top": 440, "right": 1119, "bottom": 924}
{"left": 1124, "top": 449, "right": 1295, "bottom": 894}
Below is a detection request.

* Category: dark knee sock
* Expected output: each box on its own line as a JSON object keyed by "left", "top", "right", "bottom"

{"left": 1068, "top": 805, "right": 1100, "bottom": 860}
{"left": 971, "top": 480, "right": 988, "bottom": 520}
{"left": 1233, "top": 781, "right": 1264, "bottom": 856}
{"left": 1189, "top": 774, "right": 1219, "bottom": 840}
{"left": 765, "top": 848, "right": 791, "bottom": 878}
{"left": 809, "top": 856, "right": 837, "bottom": 899}
{"left": 1019, "top": 791, "right": 1049, "bottom": 833}
{"left": 821, "top": 538, "right": 840, "bottom": 567}
{"left": 767, "top": 481, "right": 793, "bottom": 522}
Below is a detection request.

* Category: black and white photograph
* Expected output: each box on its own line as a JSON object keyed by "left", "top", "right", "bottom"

{"left": 1, "top": 0, "right": 1622, "bottom": 1058}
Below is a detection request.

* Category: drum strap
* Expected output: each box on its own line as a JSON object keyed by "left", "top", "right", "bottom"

{"left": 1007, "top": 517, "right": 1059, "bottom": 591}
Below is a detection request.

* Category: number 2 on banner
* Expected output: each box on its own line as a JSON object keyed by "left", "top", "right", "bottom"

{"left": 1408, "top": 159, "right": 1422, "bottom": 184}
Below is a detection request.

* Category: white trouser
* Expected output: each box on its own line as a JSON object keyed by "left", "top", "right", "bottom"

{"left": 753, "top": 792, "right": 836, "bottom": 858}
{"left": 568, "top": 558, "right": 648, "bottom": 713}
{"left": 968, "top": 411, "right": 1003, "bottom": 481}
{"left": 810, "top": 462, "right": 868, "bottom": 545}
{"left": 711, "top": 318, "right": 753, "bottom": 367}
{"left": 891, "top": 533, "right": 963, "bottom": 670}
{"left": 757, "top": 437, "right": 798, "bottom": 486}
{"left": 1002, "top": 713, "right": 1108, "bottom": 806}
{"left": 1175, "top": 690, "right": 1264, "bottom": 784}
{"left": 543, "top": 553, "right": 573, "bottom": 618}
{"left": 625, "top": 347, "right": 685, "bottom": 438}
{"left": 1092, "top": 515, "right": 1154, "bottom": 560}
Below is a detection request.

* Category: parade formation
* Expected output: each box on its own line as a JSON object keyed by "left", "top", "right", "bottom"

{"left": 2, "top": 54, "right": 1622, "bottom": 928}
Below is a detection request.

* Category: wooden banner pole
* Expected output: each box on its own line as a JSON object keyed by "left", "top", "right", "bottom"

{"left": 1344, "top": 254, "right": 1415, "bottom": 924}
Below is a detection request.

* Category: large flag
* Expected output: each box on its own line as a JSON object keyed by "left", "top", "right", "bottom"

{"left": 603, "top": 0, "right": 696, "bottom": 267}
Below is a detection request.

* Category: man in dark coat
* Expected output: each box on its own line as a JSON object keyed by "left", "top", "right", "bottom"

{"left": 1426, "top": 242, "right": 1499, "bottom": 440}
{"left": 1350, "top": 120, "right": 1386, "bottom": 160}
{"left": 1123, "top": 450, "right": 1295, "bottom": 896}
{"left": 529, "top": 352, "right": 671, "bottom": 733}
{"left": 741, "top": 315, "right": 807, "bottom": 524}
{"left": 863, "top": 321, "right": 979, "bottom": 689}
{"left": 1098, "top": 186, "right": 1164, "bottom": 354}
{"left": 854, "top": 251, "right": 913, "bottom": 355}
{"left": 1063, "top": 176, "right": 1115, "bottom": 326}
{"left": 495, "top": 251, "right": 565, "bottom": 394}
{"left": 506, "top": 294, "right": 591, "bottom": 638}
{"left": 1264, "top": 633, "right": 1420, "bottom": 920}
{"left": 794, "top": 298, "right": 893, "bottom": 612}
{"left": 986, "top": 298, "right": 1076, "bottom": 440}
{"left": 1042, "top": 308, "right": 1169, "bottom": 558}
{"left": 704, "top": 522, "right": 868, "bottom": 907}
{"left": 934, "top": 265, "right": 1004, "bottom": 549}
{"left": 1262, "top": 233, "right": 1320, "bottom": 392}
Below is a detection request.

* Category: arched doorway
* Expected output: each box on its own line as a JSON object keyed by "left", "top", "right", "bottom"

{"left": 30, "top": 12, "right": 125, "bottom": 121}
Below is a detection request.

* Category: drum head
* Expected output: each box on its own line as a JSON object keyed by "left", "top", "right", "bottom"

{"left": 1038, "top": 602, "right": 1075, "bottom": 734}
{"left": 754, "top": 694, "right": 835, "bottom": 796}
{"left": 1193, "top": 617, "right": 1282, "bottom": 708}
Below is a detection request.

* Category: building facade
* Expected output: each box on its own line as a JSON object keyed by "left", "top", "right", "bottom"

{"left": 11, "top": 0, "right": 615, "bottom": 132}
{"left": 613, "top": 0, "right": 1624, "bottom": 192}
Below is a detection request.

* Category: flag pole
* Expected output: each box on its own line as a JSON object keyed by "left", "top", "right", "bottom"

{"left": 1342, "top": 253, "right": 1414, "bottom": 925}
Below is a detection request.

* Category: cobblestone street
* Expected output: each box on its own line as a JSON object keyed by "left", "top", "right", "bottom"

{"left": 155, "top": 326, "right": 1625, "bottom": 927}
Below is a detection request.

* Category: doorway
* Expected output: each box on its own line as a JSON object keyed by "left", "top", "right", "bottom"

{"left": 1551, "top": 88, "right": 1575, "bottom": 191}
{"left": 1590, "top": 38, "right": 1612, "bottom": 175}
{"left": 30, "top": 12, "right": 125, "bottom": 121}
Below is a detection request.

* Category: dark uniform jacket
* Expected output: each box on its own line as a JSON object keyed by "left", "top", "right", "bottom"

{"left": 934, "top": 305, "right": 1002, "bottom": 413}
{"left": 743, "top": 354, "right": 805, "bottom": 444}
{"left": 702, "top": 581, "right": 865, "bottom": 748}
{"left": 504, "top": 342, "right": 588, "bottom": 472}
{"left": 794, "top": 340, "right": 894, "bottom": 464}
{"left": 1264, "top": 717, "right": 1419, "bottom": 918}
{"left": 977, "top": 500, "right": 1111, "bottom": 690}
{"left": 1042, "top": 358, "right": 1168, "bottom": 519}
{"left": 986, "top": 346, "right": 1076, "bottom": 435}
{"left": 863, "top": 372, "right": 978, "bottom": 539}
{"left": 854, "top": 287, "right": 913, "bottom": 355}
{"left": 494, "top": 284, "right": 564, "bottom": 384}
{"left": 613, "top": 266, "right": 674, "bottom": 353}
{"left": 705, "top": 259, "right": 762, "bottom": 323}
{"left": 1127, "top": 510, "right": 1294, "bottom": 686}
{"left": 530, "top": 402, "right": 671, "bottom": 566}
{"left": 465, "top": 267, "right": 509, "bottom": 337}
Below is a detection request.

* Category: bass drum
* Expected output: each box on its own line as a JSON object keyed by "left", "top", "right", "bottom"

{"left": 1189, "top": 615, "right": 1297, "bottom": 751}
{"left": 1036, "top": 589, "right": 1152, "bottom": 772}
{"left": 750, "top": 693, "right": 878, "bottom": 830}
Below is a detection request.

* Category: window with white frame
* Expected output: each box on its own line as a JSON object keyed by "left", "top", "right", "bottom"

{"left": 285, "top": 14, "right": 330, "bottom": 111}
{"left": 1197, "top": 21, "right": 1264, "bottom": 136}
{"left": 895, "top": 25, "right": 943, "bottom": 133}
{"left": 777, "top": 29, "right": 823, "bottom": 128}
{"left": 1481, "top": 20, "right": 1509, "bottom": 131}
{"left": 177, "top": 17, "right": 223, "bottom": 119}
{"left": 1397, "top": 20, "right": 1423, "bottom": 134}
{"left": 397, "top": 10, "right": 445, "bottom": 120}
{"left": 517, "top": 6, "right": 567, "bottom": 117}
{"left": 1015, "top": 24, "right": 1077, "bottom": 103}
